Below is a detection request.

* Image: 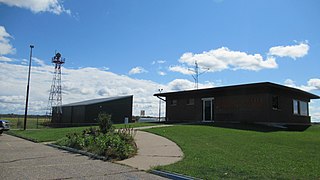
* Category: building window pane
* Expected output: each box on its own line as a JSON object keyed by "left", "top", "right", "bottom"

{"left": 187, "top": 98, "right": 195, "bottom": 105}
{"left": 293, "top": 100, "right": 299, "bottom": 115}
{"left": 170, "top": 99, "right": 177, "bottom": 106}
{"left": 299, "top": 101, "right": 308, "bottom": 116}
{"left": 293, "top": 100, "right": 309, "bottom": 116}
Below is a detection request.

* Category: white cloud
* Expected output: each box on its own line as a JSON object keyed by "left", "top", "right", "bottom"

{"left": 0, "top": 56, "right": 13, "bottom": 62}
{"left": 0, "top": 60, "right": 214, "bottom": 116}
{"left": 307, "top": 79, "right": 320, "bottom": 90}
{"left": 169, "top": 65, "right": 195, "bottom": 75}
{"left": 157, "top": 60, "right": 166, "bottom": 64}
{"left": 171, "top": 42, "right": 309, "bottom": 76}
{"left": 284, "top": 79, "right": 296, "bottom": 87}
{"left": 158, "top": 71, "right": 166, "bottom": 76}
{"left": 152, "top": 60, "right": 166, "bottom": 65}
{"left": 32, "top": 57, "right": 46, "bottom": 66}
{"left": 167, "top": 79, "right": 214, "bottom": 91}
{"left": 0, "top": 0, "right": 71, "bottom": 15}
{"left": 128, "top": 66, "right": 148, "bottom": 75}
{"left": 284, "top": 78, "right": 317, "bottom": 92}
{"left": 178, "top": 47, "right": 278, "bottom": 72}
{"left": 0, "top": 26, "right": 16, "bottom": 56}
{"left": 268, "top": 42, "right": 309, "bottom": 59}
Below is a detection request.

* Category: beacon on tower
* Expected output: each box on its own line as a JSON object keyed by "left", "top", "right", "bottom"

{"left": 46, "top": 52, "right": 65, "bottom": 123}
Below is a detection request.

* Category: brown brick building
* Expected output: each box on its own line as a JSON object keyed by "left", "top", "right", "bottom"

{"left": 154, "top": 82, "right": 319, "bottom": 126}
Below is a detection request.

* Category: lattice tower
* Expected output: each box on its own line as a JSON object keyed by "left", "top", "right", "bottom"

{"left": 46, "top": 52, "right": 65, "bottom": 122}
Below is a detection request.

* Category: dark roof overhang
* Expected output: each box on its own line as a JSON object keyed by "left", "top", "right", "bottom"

{"left": 154, "top": 82, "right": 320, "bottom": 99}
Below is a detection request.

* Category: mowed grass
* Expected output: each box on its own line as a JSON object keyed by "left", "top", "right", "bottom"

{"left": 144, "top": 124, "right": 320, "bottom": 179}
{"left": 6, "top": 122, "right": 159, "bottom": 142}
{"left": 2, "top": 117, "right": 48, "bottom": 129}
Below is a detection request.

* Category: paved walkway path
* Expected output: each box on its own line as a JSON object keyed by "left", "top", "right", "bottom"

{"left": 117, "top": 125, "right": 183, "bottom": 170}
{"left": 0, "top": 134, "right": 167, "bottom": 180}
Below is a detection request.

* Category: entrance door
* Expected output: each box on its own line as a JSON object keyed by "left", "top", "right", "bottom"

{"left": 202, "top": 98, "right": 214, "bottom": 121}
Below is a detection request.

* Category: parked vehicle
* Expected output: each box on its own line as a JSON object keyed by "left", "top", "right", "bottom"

{"left": 0, "top": 120, "right": 10, "bottom": 134}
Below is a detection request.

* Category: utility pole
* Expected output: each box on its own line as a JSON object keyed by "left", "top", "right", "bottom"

{"left": 158, "top": 88, "right": 163, "bottom": 122}
{"left": 23, "top": 45, "right": 34, "bottom": 130}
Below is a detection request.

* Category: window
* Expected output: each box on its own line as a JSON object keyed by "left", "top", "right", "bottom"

{"left": 187, "top": 98, "right": 195, "bottom": 105}
{"left": 272, "top": 96, "right": 279, "bottom": 109}
{"left": 170, "top": 99, "right": 177, "bottom": 106}
{"left": 300, "top": 101, "right": 308, "bottom": 116}
{"left": 293, "top": 100, "right": 309, "bottom": 116}
{"left": 293, "top": 100, "right": 299, "bottom": 115}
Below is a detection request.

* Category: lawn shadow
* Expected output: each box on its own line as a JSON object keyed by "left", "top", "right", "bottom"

{"left": 171, "top": 121, "right": 311, "bottom": 132}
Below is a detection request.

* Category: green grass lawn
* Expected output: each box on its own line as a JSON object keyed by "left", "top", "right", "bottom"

{"left": 144, "top": 124, "right": 320, "bottom": 179}
{"left": 2, "top": 117, "right": 48, "bottom": 129}
{"left": 6, "top": 122, "right": 160, "bottom": 142}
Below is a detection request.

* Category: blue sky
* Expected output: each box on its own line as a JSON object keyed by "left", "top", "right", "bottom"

{"left": 1, "top": 0, "right": 320, "bottom": 120}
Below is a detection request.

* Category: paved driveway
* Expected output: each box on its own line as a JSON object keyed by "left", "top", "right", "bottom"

{"left": 0, "top": 134, "right": 167, "bottom": 180}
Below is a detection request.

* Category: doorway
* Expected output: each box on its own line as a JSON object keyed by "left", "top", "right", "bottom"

{"left": 202, "top": 98, "right": 214, "bottom": 121}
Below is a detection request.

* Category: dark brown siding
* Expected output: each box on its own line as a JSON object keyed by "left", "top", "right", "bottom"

{"left": 72, "top": 106, "right": 86, "bottom": 124}
{"left": 267, "top": 93, "right": 311, "bottom": 124}
{"left": 160, "top": 82, "right": 317, "bottom": 125}
{"left": 214, "top": 93, "right": 269, "bottom": 123}
{"left": 54, "top": 96, "right": 133, "bottom": 127}
{"left": 61, "top": 106, "right": 72, "bottom": 124}
{"left": 85, "top": 97, "right": 133, "bottom": 124}
{"left": 166, "top": 96, "right": 202, "bottom": 121}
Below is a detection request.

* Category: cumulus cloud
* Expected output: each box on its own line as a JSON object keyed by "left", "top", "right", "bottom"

{"left": 268, "top": 42, "right": 309, "bottom": 59}
{"left": 169, "top": 65, "right": 195, "bottom": 75}
{"left": 128, "top": 66, "right": 148, "bottom": 75}
{"left": 157, "top": 60, "right": 166, "bottom": 64}
{"left": 284, "top": 78, "right": 320, "bottom": 92}
{"left": 0, "top": 60, "right": 213, "bottom": 116}
{"left": 158, "top": 71, "right": 166, "bottom": 76}
{"left": 0, "top": 26, "right": 16, "bottom": 62}
{"left": 0, "top": 0, "right": 71, "bottom": 15}
{"left": 307, "top": 79, "right": 320, "bottom": 90}
{"left": 0, "top": 56, "right": 13, "bottom": 62}
{"left": 170, "top": 42, "right": 309, "bottom": 76}
{"left": 152, "top": 60, "right": 166, "bottom": 65}
{"left": 176, "top": 47, "right": 278, "bottom": 72}
{"left": 167, "top": 79, "right": 214, "bottom": 91}
{"left": 32, "top": 57, "right": 46, "bottom": 66}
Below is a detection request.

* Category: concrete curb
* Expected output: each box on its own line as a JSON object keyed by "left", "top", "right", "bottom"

{"left": 151, "top": 170, "right": 200, "bottom": 180}
{"left": 47, "top": 143, "right": 109, "bottom": 161}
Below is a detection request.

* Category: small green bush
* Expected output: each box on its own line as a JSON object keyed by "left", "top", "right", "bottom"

{"left": 96, "top": 113, "right": 113, "bottom": 134}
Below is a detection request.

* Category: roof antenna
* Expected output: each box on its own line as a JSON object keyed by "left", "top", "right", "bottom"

{"left": 189, "top": 61, "right": 209, "bottom": 89}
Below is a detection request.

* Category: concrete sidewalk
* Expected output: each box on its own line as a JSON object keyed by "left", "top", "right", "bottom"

{"left": 117, "top": 127, "right": 183, "bottom": 170}
{"left": 0, "top": 134, "right": 167, "bottom": 180}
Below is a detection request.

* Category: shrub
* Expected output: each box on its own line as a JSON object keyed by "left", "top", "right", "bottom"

{"left": 96, "top": 113, "right": 113, "bottom": 134}
{"left": 55, "top": 126, "right": 137, "bottom": 160}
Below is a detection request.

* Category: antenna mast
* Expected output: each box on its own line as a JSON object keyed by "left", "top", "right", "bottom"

{"left": 189, "top": 61, "right": 209, "bottom": 89}
{"left": 46, "top": 52, "right": 65, "bottom": 123}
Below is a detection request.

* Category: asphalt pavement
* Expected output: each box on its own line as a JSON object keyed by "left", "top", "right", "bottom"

{"left": 0, "top": 134, "right": 168, "bottom": 180}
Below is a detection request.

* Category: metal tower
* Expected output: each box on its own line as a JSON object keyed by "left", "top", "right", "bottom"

{"left": 46, "top": 52, "right": 65, "bottom": 122}
{"left": 189, "top": 61, "right": 209, "bottom": 89}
